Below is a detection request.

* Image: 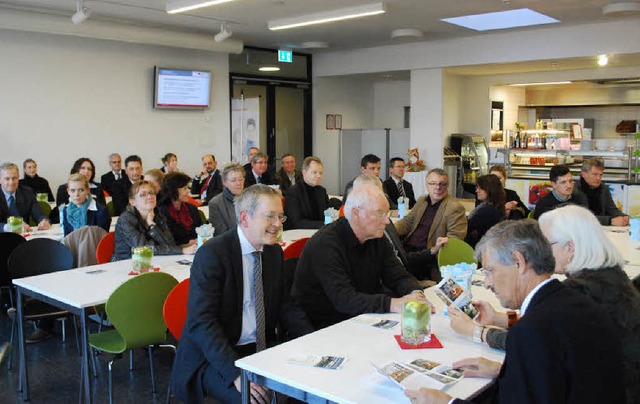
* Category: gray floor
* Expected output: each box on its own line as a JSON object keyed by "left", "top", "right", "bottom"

{"left": 0, "top": 309, "right": 177, "bottom": 404}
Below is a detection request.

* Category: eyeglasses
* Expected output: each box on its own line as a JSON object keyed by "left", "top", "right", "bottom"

{"left": 427, "top": 182, "right": 449, "bottom": 188}
{"left": 263, "top": 213, "right": 287, "bottom": 223}
{"left": 361, "top": 209, "right": 392, "bottom": 219}
{"left": 137, "top": 192, "right": 156, "bottom": 198}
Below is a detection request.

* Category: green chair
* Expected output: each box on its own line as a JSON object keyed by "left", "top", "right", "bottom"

{"left": 198, "top": 208, "right": 207, "bottom": 224}
{"left": 437, "top": 238, "right": 476, "bottom": 268}
{"left": 106, "top": 201, "right": 115, "bottom": 217}
{"left": 88, "top": 272, "right": 178, "bottom": 404}
{"left": 28, "top": 201, "right": 53, "bottom": 226}
{"left": 528, "top": 210, "right": 536, "bottom": 219}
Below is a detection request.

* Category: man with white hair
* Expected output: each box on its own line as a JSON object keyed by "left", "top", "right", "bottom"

{"left": 293, "top": 177, "right": 425, "bottom": 329}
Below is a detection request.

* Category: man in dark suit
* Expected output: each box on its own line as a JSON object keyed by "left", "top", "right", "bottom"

{"left": 284, "top": 156, "right": 328, "bottom": 230}
{"left": 171, "top": 185, "right": 312, "bottom": 403}
{"left": 1, "top": 162, "right": 50, "bottom": 232}
{"left": 191, "top": 154, "right": 223, "bottom": 206}
{"left": 100, "top": 153, "right": 127, "bottom": 195}
{"left": 111, "top": 155, "right": 143, "bottom": 216}
{"left": 275, "top": 153, "right": 303, "bottom": 196}
{"left": 383, "top": 157, "right": 416, "bottom": 209}
{"left": 242, "top": 147, "right": 260, "bottom": 176}
{"left": 405, "top": 220, "right": 625, "bottom": 404}
{"left": 244, "top": 152, "right": 275, "bottom": 187}
{"left": 533, "top": 164, "right": 587, "bottom": 219}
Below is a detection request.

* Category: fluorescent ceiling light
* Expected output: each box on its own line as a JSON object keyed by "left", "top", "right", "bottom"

{"left": 268, "top": 2, "right": 386, "bottom": 31}
{"left": 441, "top": 8, "right": 559, "bottom": 31}
{"left": 509, "top": 81, "right": 572, "bottom": 86}
{"left": 166, "top": 0, "right": 234, "bottom": 14}
{"left": 259, "top": 66, "right": 280, "bottom": 72}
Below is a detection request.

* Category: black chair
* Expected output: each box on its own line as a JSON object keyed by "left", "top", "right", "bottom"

{"left": 0, "top": 233, "right": 26, "bottom": 308}
{"left": 7, "top": 239, "right": 76, "bottom": 367}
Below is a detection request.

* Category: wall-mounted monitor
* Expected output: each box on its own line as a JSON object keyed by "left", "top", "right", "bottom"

{"left": 153, "top": 67, "right": 211, "bottom": 109}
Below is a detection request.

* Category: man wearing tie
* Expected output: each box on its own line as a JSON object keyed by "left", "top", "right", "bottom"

{"left": 100, "top": 153, "right": 127, "bottom": 195}
{"left": 171, "top": 185, "right": 312, "bottom": 403}
{"left": 243, "top": 152, "right": 275, "bottom": 187}
{"left": 383, "top": 157, "right": 416, "bottom": 209}
{"left": 0, "top": 162, "right": 50, "bottom": 232}
{"left": 191, "top": 154, "right": 223, "bottom": 206}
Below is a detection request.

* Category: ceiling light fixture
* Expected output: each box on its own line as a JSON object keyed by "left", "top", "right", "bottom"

{"left": 166, "top": 0, "right": 235, "bottom": 15}
{"left": 441, "top": 8, "right": 559, "bottom": 31}
{"left": 602, "top": 2, "right": 640, "bottom": 17}
{"left": 214, "top": 22, "right": 233, "bottom": 42}
{"left": 268, "top": 2, "right": 387, "bottom": 31}
{"left": 300, "top": 41, "right": 329, "bottom": 49}
{"left": 391, "top": 28, "right": 424, "bottom": 39}
{"left": 71, "top": 0, "right": 91, "bottom": 24}
{"left": 597, "top": 54, "right": 609, "bottom": 66}
{"left": 509, "top": 81, "right": 572, "bottom": 87}
{"left": 259, "top": 66, "right": 280, "bottom": 72}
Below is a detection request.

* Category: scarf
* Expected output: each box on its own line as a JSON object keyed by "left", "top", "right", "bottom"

{"left": 67, "top": 197, "right": 91, "bottom": 230}
{"left": 166, "top": 202, "right": 193, "bottom": 231}
{"left": 223, "top": 186, "right": 235, "bottom": 203}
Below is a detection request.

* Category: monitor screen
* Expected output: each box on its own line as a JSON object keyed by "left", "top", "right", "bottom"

{"left": 153, "top": 67, "right": 211, "bottom": 109}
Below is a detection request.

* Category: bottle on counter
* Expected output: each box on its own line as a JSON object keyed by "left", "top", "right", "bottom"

{"left": 514, "top": 131, "right": 521, "bottom": 148}
{"left": 522, "top": 133, "right": 529, "bottom": 149}
{"left": 541, "top": 133, "right": 547, "bottom": 149}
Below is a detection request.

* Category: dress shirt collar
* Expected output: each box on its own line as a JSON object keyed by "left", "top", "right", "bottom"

{"left": 3, "top": 189, "right": 16, "bottom": 201}
{"left": 551, "top": 189, "right": 571, "bottom": 202}
{"left": 520, "top": 277, "right": 553, "bottom": 316}
{"left": 207, "top": 168, "right": 217, "bottom": 176}
{"left": 391, "top": 175, "right": 402, "bottom": 185}
{"left": 237, "top": 225, "right": 263, "bottom": 255}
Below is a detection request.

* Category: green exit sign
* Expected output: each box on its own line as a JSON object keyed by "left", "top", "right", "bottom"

{"left": 278, "top": 50, "right": 293, "bottom": 63}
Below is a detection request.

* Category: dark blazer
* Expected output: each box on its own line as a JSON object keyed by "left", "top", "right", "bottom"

{"left": 574, "top": 179, "right": 626, "bottom": 225}
{"left": 100, "top": 170, "right": 127, "bottom": 195}
{"left": 170, "top": 229, "right": 312, "bottom": 402}
{"left": 455, "top": 280, "right": 625, "bottom": 404}
{"left": 110, "top": 178, "right": 134, "bottom": 216}
{"left": 61, "top": 200, "right": 111, "bottom": 236}
{"left": 464, "top": 202, "right": 504, "bottom": 247}
{"left": 207, "top": 188, "right": 236, "bottom": 237}
{"left": 190, "top": 170, "right": 223, "bottom": 205}
{"left": 243, "top": 167, "right": 275, "bottom": 187}
{"left": 112, "top": 206, "right": 181, "bottom": 260}
{"left": 0, "top": 185, "right": 48, "bottom": 229}
{"left": 283, "top": 182, "right": 329, "bottom": 230}
{"left": 275, "top": 168, "right": 303, "bottom": 196}
{"left": 20, "top": 175, "right": 54, "bottom": 202}
{"left": 157, "top": 202, "right": 203, "bottom": 245}
{"left": 56, "top": 182, "right": 106, "bottom": 207}
{"left": 383, "top": 177, "right": 416, "bottom": 209}
{"left": 533, "top": 190, "right": 588, "bottom": 220}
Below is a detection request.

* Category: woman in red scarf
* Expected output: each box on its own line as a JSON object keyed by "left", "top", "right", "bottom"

{"left": 158, "top": 172, "right": 203, "bottom": 246}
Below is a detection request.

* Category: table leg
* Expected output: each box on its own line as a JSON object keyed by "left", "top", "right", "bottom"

{"left": 80, "top": 308, "right": 91, "bottom": 403}
{"left": 241, "top": 369, "right": 249, "bottom": 404}
{"left": 17, "top": 288, "right": 29, "bottom": 400}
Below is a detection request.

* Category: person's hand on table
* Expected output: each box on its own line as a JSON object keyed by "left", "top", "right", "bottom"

{"left": 37, "top": 219, "right": 50, "bottom": 230}
{"left": 505, "top": 201, "right": 518, "bottom": 211}
{"left": 448, "top": 305, "right": 475, "bottom": 337}
{"left": 181, "top": 244, "right": 198, "bottom": 255}
{"left": 187, "top": 239, "right": 198, "bottom": 246}
{"left": 146, "top": 210, "right": 155, "bottom": 227}
{"left": 429, "top": 237, "right": 448, "bottom": 255}
{"left": 453, "top": 357, "right": 501, "bottom": 379}
{"left": 20, "top": 222, "right": 33, "bottom": 233}
{"left": 473, "top": 300, "right": 507, "bottom": 328}
{"left": 390, "top": 291, "right": 435, "bottom": 313}
{"left": 611, "top": 216, "right": 630, "bottom": 226}
{"left": 234, "top": 376, "right": 271, "bottom": 404}
{"left": 405, "top": 387, "right": 452, "bottom": 404}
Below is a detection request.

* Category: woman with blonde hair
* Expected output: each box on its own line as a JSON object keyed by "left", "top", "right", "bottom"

{"left": 60, "top": 173, "right": 111, "bottom": 235}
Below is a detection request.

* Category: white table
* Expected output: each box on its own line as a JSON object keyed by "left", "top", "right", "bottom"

{"left": 25, "top": 218, "right": 118, "bottom": 242}
{"left": 236, "top": 307, "right": 504, "bottom": 403}
{"left": 12, "top": 254, "right": 193, "bottom": 402}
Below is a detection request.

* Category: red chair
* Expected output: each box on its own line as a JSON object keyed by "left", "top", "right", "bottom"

{"left": 95, "top": 232, "right": 115, "bottom": 264}
{"left": 187, "top": 196, "right": 200, "bottom": 207}
{"left": 163, "top": 278, "right": 190, "bottom": 340}
{"left": 283, "top": 237, "right": 309, "bottom": 261}
{"left": 338, "top": 205, "right": 345, "bottom": 217}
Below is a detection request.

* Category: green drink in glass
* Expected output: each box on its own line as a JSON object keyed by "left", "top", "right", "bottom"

{"left": 8, "top": 216, "right": 23, "bottom": 234}
{"left": 131, "top": 246, "right": 153, "bottom": 273}
{"left": 401, "top": 300, "right": 431, "bottom": 345}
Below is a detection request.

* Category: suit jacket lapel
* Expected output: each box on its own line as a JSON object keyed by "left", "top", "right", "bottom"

{"left": 428, "top": 196, "right": 449, "bottom": 241}
{"left": 410, "top": 197, "right": 429, "bottom": 234}
{"left": 230, "top": 230, "right": 245, "bottom": 313}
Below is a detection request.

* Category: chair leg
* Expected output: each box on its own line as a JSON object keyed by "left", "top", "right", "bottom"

{"left": 7, "top": 316, "right": 15, "bottom": 371}
{"left": 129, "top": 350, "right": 133, "bottom": 370}
{"left": 108, "top": 359, "right": 115, "bottom": 404}
{"left": 72, "top": 315, "right": 80, "bottom": 354}
{"left": 90, "top": 347, "right": 98, "bottom": 378}
{"left": 148, "top": 345, "right": 156, "bottom": 394}
{"left": 61, "top": 318, "right": 66, "bottom": 343}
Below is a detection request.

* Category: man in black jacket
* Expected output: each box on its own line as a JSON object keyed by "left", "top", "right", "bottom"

{"left": 383, "top": 157, "right": 416, "bottom": 208}
{"left": 405, "top": 220, "right": 625, "bottom": 404}
{"left": 283, "top": 156, "right": 328, "bottom": 230}
{"left": 171, "top": 185, "right": 312, "bottom": 403}
{"left": 111, "top": 155, "right": 143, "bottom": 216}
{"left": 275, "top": 153, "right": 303, "bottom": 196}
{"left": 100, "top": 153, "right": 127, "bottom": 196}
{"left": 0, "top": 162, "right": 50, "bottom": 232}
{"left": 191, "top": 154, "right": 223, "bottom": 206}
{"left": 244, "top": 152, "right": 276, "bottom": 187}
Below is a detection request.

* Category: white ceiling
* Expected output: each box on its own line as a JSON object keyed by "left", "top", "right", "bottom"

{"left": 2, "top": 0, "right": 639, "bottom": 52}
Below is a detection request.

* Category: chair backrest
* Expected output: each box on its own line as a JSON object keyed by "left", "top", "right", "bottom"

{"left": 197, "top": 208, "right": 207, "bottom": 225}
{"left": 106, "top": 272, "right": 178, "bottom": 348}
{"left": 106, "top": 201, "right": 115, "bottom": 217}
{"left": 437, "top": 238, "right": 476, "bottom": 268}
{"left": 187, "top": 197, "right": 200, "bottom": 207}
{"left": 38, "top": 201, "right": 52, "bottom": 217}
{"left": 8, "top": 238, "right": 74, "bottom": 279}
{"left": 0, "top": 233, "right": 26, "bottom": 286}
{"left": 527, "top": 210, "right": 536, "bottom": 219}
{"left": 283, "top": 237, "right": 309, "bottom": 261}
{"left": 163, "top": 278, "right": 190, "bottom": 340}
{"left": 63, "top": 226, "right": 108, "bottom": 267}
{"left": 338, "top": 205, "right": 345, "bottom": 218}
{"left": 96, "top": 232, "right": 116, "bottom": 264}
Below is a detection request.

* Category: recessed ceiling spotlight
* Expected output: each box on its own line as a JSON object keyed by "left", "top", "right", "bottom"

{"left": 391, "top": 28, "right": 424, "bottom": 39}
{"left": 71, "top": 0, "right": 91, "bottom": 24}
{"left": 259, "top": 66, "right": 281, "bottom": 72}
{"left": 602, "top": 2, "right": 640, "bottom": 17}
{"left": 300, "top": 41, "right": 329, "bottom": 49}
{"left": 597, "top": 54, "right": 609, "bottom": 67}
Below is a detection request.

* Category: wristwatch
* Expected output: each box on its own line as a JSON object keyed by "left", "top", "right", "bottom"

{"left": 473, "top": 325, "right": 485, "bottom": 344}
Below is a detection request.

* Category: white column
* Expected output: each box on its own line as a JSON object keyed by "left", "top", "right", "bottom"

{"left": 410, "top": 68, "right": 444, "bottom": 170}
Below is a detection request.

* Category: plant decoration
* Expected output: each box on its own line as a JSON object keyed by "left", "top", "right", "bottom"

{"left": 633, "top": 132, "right": 640, "bottom": 179}
{"left": 406, "top": 148, "right": 426, "bottom": 172}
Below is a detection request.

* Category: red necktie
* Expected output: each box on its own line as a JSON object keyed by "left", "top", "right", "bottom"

{"left": 200, "top": 174, "right": 213, "bottom": 195}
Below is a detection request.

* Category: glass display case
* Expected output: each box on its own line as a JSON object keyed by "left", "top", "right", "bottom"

{"left": 450, "top": 134, "right": 489, "bottom": 182}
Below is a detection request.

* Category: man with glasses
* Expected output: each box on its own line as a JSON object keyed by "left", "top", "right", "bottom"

{"left": 100, "top": 153, "right": 127, "bottom": 195}
{"left": 293, "top": 179, "right": 425, "bottom": 330}
{"left": 171, "top": 185, "right": 312, "bottom": 403}
{"left": 394, "top": 168, "right": 467, "bottom": 280}
{"left": 383, "top": 157, "right": 416, "bottom": 209}
{"left": 533, "top": 164, "right": 587, "bottom": 219}
{"left": 574, "top": 158, "right": 629, "bottom": 226}
{"left": 244, "top": 152, "right": 276, "bottom": 187}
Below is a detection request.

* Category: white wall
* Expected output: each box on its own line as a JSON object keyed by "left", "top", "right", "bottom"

{"left": 0, "top": 29, "right": 230, "bottom": 191}
{"left": 312, "top": 76, "right": 374, "bottom": 194}
{"left": 373, "top": 80, "right": 410, "bottom": 128}
{"left": 410, "top": 69, "right": 444, "bottom": 170}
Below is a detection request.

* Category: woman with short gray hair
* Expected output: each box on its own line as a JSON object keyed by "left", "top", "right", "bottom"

{"left": 208, "top": 162, "right": 245, "bottom": 236}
